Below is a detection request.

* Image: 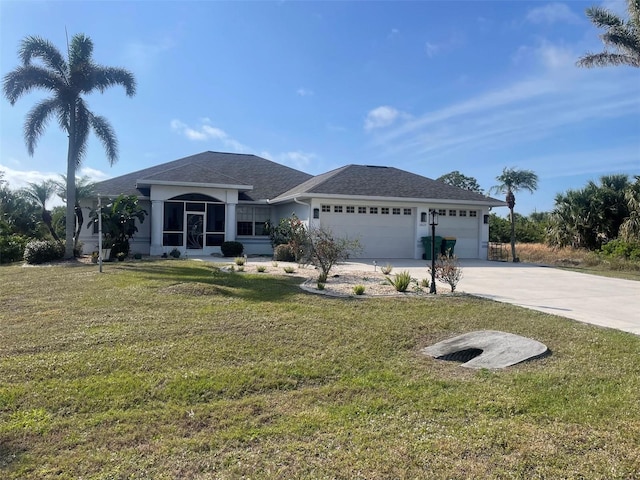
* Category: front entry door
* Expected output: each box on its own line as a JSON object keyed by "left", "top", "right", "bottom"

{"left": 187, "top": 213, "right": 204, "bottom": 249}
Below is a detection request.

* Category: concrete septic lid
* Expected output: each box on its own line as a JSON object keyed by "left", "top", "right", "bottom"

{"left": 421, "top": 330, "right": 549, "bottom": 369}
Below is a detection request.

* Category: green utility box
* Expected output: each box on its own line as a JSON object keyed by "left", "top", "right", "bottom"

{"left": 422, "top": 236, "right": 443, "bottom": 260}
{"left": 443, "top": 237, "right": 457, "bottom": 256}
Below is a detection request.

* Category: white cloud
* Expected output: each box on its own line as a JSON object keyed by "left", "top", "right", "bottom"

{"left": 513, "top": 40, "right": 577, "bottom": 70}
{"left": 170, "top": 118, "right": 250, "bottom": 152}
{"left": 388, "top": 28, "right": 399, "bottom": 40}
{"left": 296, "top": 87, "right": 314, "bottom": 97}
{"left": 526, "top": 3, "right": 581, "bottom": 24}
{"left": 425, "top": 42, "right": 440, "bottom": 58}
{"left": 0, "top": 164, "right": 59, "bottom": 190}
{"left": 279, "top": 151, "right": 317, "bottom": 170}
{"left": 364, "top": 106, "right": 407, "bottom": 131}
{"left": 0, "top": 164, "right": 110, "bottom": 207}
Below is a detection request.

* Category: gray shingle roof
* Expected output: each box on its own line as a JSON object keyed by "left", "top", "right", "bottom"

{"left": 272, "top": 164, "right": 504, "bottom": 204}
{"left": 94, "top": 152, "right": 504, "bottom": 206}
{"left": 93, "top": 151, "right": 313, "bottom": 201}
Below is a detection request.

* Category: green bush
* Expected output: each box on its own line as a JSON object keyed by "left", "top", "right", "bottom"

{"left": 23, "top": 240, "right": 64, "bottom": 265}
{"left": 221, "top": 241, "right": 243, "bottom": 257}
{"left": 0, "top": 234, "right": 29, "bottom": 263}
{"left": 273, "top": 244, "right": 296, "bottom": 262}
{"left": 386, "top": 271, "right": 412, "bottom": 292}
{"left": 353, "top": 284, "right": 366, "bottom": 295}
{"left": 600, "top": 239, "right": 640, "bottom": 260}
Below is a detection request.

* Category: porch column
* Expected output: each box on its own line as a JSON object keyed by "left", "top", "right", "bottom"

{"left": 150, "top": 200, "right": 164, "bottom": 255}
{"left": 225, "top": 202, "right": 237, "bottom": 241}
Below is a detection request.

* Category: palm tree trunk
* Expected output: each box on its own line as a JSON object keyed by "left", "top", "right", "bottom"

{"left": 74, "top": 203, "right": 83, "bottom": 251}
{"left": 509, "top": 206, "right": 518, "bottom": 262}
{"left": 64, "top": 108, "right": 77, "bottom": 259}
{"left": 42, "top": 209, "right": 60, "bottom": 242}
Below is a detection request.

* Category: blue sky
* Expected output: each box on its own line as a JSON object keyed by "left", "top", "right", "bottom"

{"left": 1, "top": 0, "right": 638, "bottom": 216}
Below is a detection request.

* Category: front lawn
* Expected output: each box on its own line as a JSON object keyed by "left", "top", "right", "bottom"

{"left": 1, "top": 260, "right": 639, "bottom": 479}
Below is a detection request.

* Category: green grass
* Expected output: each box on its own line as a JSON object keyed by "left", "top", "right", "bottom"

{"left": 1, "top": 259, "right": 639, "bottom": 479}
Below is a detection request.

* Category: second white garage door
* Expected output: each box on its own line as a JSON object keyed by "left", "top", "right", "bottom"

{"left": 320, "top": 206, "right": 415, "bottom": 258}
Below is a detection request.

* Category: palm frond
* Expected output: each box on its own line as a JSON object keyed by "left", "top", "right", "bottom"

{"left": 68, "top": 34, "right": 94, "bottom": 70}
{"left": 24, "top": 98, "right": 60, "bottom": 155}
{"left": 586, "top": 6, "right": 624, "bottom": 28}
{"left": 73, "top": 100, "right": 91, "bottom": 165}
{"left": 577, "top": 51, "right": 640, "bottom": 67}
{"left": 92, "top": 66, "right": 137, "bottom": 97}
{"left": 2, "top": 65, "right": 62, "bottom": 105}
{"left": 89, "top": 113, "right": 118, "bottom": 165}
{"left": 18, "top": 35, "right": 67, "bottom": 77}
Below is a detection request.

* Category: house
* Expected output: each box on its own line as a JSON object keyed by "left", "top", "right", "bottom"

{"left": 79, "top": 151, "right": 505, "bottom": 259}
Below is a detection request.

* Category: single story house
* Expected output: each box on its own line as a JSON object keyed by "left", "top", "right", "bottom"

{"left": 79, "top": 151, "right": 505, "bottom": 259}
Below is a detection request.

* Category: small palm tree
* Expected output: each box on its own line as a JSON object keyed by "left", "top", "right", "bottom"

{"left": 3, "top": 34, "right": 136, "bottom": 258}
{"left": 490, "top": 168, "right": 539, "bottom": 262}
{"left": 577, "top": 0, "right": 640, "bottom": 68}
{"left": 20, "top": 180, "right": 60, "bottom": 242}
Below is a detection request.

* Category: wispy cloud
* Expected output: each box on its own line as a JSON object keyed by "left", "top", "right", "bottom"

{"left": 170, "top": 118, "right": 250, "bottom": 152}
{"left": 366, "top": 42, "right": 640, "bottom": 175}
{"left": 424, "top": 32, "right": 464, "bottom": 58}
{"left": 296, "top": 87, "right": 315, "bottom": 97}
{"left": 123, "top": 36, "right": 176, "bottom": 73}
{"left": 525, "top": 3, "right": 581, "bottom": 24}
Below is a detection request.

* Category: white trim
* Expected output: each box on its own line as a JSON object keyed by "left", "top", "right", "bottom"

{"left": 270, "top": 192, "right": 505, "bottom": 208}
{"left": 137, "top": 179, "right": 253, "bottom": 190}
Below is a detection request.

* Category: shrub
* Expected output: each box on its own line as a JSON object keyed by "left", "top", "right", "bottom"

{"left": 317, "top": 282, "right": 325, "bottom": 290}
{"left": 381, "top": 263, "right": 393, "bottom": 275}
{"left": 273, "top": 244, "right": 295, "bottom": 262}
{"left": 256, "top": 265, "right": 267, "bottom": 272}
{"left": 353, "top": 284, "right": 366, "bottom": 295}
{"left": 0, "top": 234, "right": 29, "bottom": 263}
{"left": 301, "top": 227, "right": 362, "bottom": 283}
{"left": 386, "top": 271, "right": 412, "bottom": 292}
{"left": 432, "top": 254, "right": 463, "bottom": 292}
{"left": 283, "top": 266, "right": 295, "bottom": 274}
{"left": 421, "top": 278, "right": 430, "bottom": 288}
{"left": 234, "top": 256, "right": 246, "bottom": 266}
{"left": 600, "top": 239, "right": 640, "bottom": 261}
{"left": 169, "top": 248, "right": 181, "bottom": 258}
{"left": 23, "top": 240, "right": 64, "bottom": 265}
{"left": 221, "top": 241, "right": 243, "bottom": 257}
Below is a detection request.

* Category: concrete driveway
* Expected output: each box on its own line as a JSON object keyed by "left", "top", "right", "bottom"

{"left": 341, "top": 259, "right": 640, "bottom": 336}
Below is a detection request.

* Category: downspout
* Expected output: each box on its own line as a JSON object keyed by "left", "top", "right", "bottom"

{"left": 293, "top": 197, "right": 312, "bottom": 225}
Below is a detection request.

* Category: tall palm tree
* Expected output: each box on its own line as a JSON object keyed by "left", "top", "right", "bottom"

{"left": 577, "top": 0, "right": 640, "bottom": 68}
{"left": 21, "top": 180, "right": 60, "bottom": 242}
{"left": 490, "top": 168, "right": 539, "bottom": 262}
{"left": 3, "top": 34, "right": 136, "bottom": 258}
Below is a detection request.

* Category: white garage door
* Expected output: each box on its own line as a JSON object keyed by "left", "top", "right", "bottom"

{"left": 320, "top": 206, "right": 415, "bottom": 258}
